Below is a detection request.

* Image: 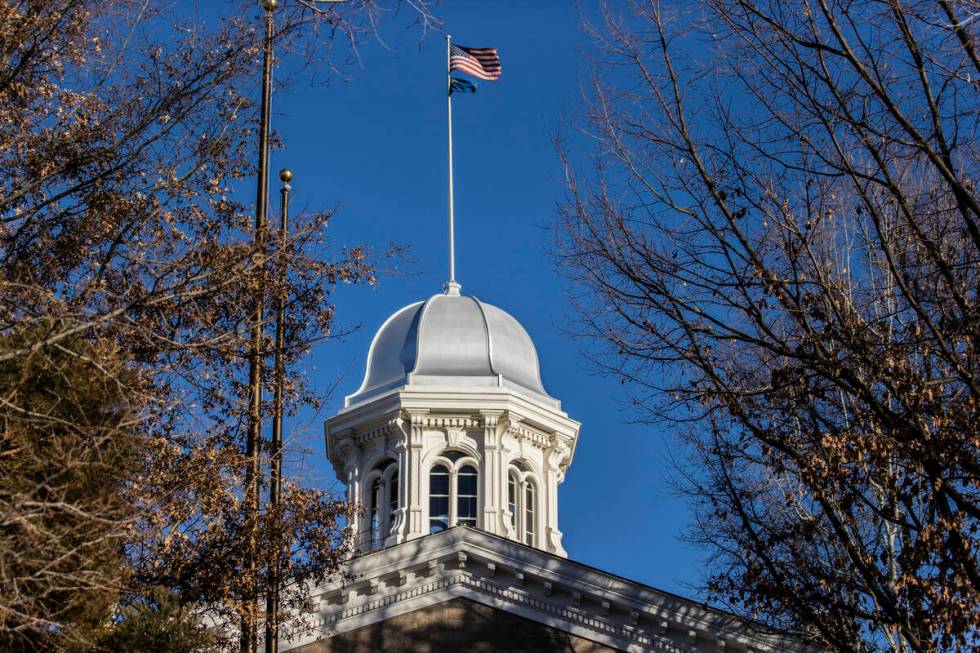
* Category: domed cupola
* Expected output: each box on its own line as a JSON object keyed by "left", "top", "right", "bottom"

{"left": 347, "top": 285, "right": 557, "bottom": 409}
{"left": 325, "top": 284, "right": 580, "bottom": 557}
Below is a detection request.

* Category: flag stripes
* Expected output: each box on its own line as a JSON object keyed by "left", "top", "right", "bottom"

{"left": 450, "top": 44, "right": 501, "bottom": 81}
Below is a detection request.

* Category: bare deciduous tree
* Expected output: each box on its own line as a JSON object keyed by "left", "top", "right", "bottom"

{"left": 0, "top": 1, "right": 433, "bottom": 650}
{"left": 558, "top": 2, "right": 978, "bottom": 651}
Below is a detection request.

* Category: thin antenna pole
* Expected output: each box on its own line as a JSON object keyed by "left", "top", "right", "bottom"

{"left": 446, "top": 34, "right": 456, "bottom": 288}
{"left": 264, "top": 168, "right": 290, "bottom": 653}
{"left": 245, "top": 2, "right": 275, "bottom": 651}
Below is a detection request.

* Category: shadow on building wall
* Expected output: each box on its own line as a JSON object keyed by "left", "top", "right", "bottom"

{"left": 298, "top": 597, "right": 616, "bottom": 653}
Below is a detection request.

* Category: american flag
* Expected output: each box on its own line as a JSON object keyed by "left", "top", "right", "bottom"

{"left": 450, "top": 44, "right": 501, "bottom": 81}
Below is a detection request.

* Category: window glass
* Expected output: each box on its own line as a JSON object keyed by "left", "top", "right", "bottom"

{"left": 524, "top": 481, "right": 535, "bottom": 546}
{"left": 457, "top": 466, "right": 477, "bottom": 495}
{"left": 443, "top": 450, "right": 465, "bottom": 463}
{"left": 430, "top": 466, "right": 449, "bottom": 495}
{"left": 507, "top": 472, "right": 517, "bottom": 525}
{"left": 388, "top": 469, "right": 399, "bottom": 533}
{"left": 457, "top": 464, "right": 478, "bottom": 527}
{"left": 372, "top": 457, "right": 396, "bottom": 472}
{"left": 370, "top": 477, "right": 383, "bottom": 549}
{"left": 429, "top": 464, "right": 450, "bottom": 533}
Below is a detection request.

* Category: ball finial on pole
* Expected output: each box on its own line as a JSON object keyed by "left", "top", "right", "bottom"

{"left": 279, "top": 168, "right": 293, "bottom": 183}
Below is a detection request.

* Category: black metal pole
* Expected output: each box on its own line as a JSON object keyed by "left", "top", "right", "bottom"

{"left": 245, "top": 1, "right": 276, "bottom": 651}
{"left": 264, "top": 168, "right": 290, "bottom": 653}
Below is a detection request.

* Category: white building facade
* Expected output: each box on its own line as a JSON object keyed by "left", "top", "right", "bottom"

{"left": 324, "top": 284, "right": 580, "bottom": 557}
{"left": 283, "top": 285, "right": 812, "bottom": 653}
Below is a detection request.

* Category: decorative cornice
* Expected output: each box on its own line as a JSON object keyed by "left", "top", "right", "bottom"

{"left": 508, "top": 422, "right": 551, "bottom": 449}
{"left": 352, "top": 417, "right": 400, "bottom": 447}
{"left": 414, "top": 414, "right": 484, "bottom": 429}
{"left": 322, "top": 572, "right": 693, "bottom": 651}
{"left": 285, "top": 528, "right": 813, "bottom": 653}
{"left": 330, "top": 386, "right": 579, "bottom": 433}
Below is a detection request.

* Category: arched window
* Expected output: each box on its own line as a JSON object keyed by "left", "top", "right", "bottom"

{"left": 457, "top": 465, "right": 478, "bottom": 527}
{"left": 508, "top": 462, "right": 538, "bottom": 547}
{"left": 507, "top": 471, "right": 518, "bottom": 528}
{"left": 428, "top": 451, "right": 480, "bottom": 532}
{"left": 369, "top": 477, "right": 383, "bottom": 549}
{"left": 388, "top": 468, "right": 399, "bottom": 531}
{"left": 366, "top": 458, "right": 399, "bottom": 550}
{"left": 429, "top": 464, "right": 450, "bottom": 533}
{"left": 444, "top": 450, "right": 465, "bottom": 463}
{"left": 524, "top": 480, "right": 536, "bottom": 546}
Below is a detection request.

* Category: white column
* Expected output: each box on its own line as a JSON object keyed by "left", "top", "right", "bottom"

{"left": 344, "top": 465, "right": 360, "bottom": 546}
{"left": 546, "top": 439, "right": 570, "bottom": 557}
{"left": 385, "top": 438, "right": 408, "bottom": 547}
{"left": 479, "top": 410, "right": 504, "bottom": 536}
{"left": 499, "top": 413, "right": 520, "bottom": 540}
{"left": 404, "top": 410, "right": 428, "bottom": 539}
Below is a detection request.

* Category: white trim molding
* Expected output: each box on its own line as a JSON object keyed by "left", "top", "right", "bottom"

{"left": 279, "top": 528, "right": 815, "bottom": 653}
{"left": 325, "top": 386, "right": 580, "bottom": 556}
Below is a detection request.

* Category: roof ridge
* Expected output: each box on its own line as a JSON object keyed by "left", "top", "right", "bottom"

{"left": 468, "top": 295, "right": 499, "bottom": 379}
{"left": 407, "top": 294, "right": 440, "bottom": 377}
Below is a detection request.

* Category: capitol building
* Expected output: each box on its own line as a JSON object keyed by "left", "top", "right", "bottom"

{"left": 280, "top": 283, "right": 809, "bottom": 652}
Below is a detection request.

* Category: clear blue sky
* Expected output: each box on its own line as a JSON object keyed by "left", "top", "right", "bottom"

{"left": 259, "top": 1, "right": 703, "bottom": 597}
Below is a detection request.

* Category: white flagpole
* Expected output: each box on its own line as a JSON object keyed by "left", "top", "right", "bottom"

{"left": 446, "top": 34, "right": 457, "bottom": 291}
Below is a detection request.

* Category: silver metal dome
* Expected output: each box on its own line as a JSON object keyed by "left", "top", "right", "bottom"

{"left": 346, "top": 289, "right": 557, "bottom": 408}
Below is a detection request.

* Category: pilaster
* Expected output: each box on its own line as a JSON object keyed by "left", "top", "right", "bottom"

{"left": 325, "top": 387, "right": 580, "bottom": 556}
{"left": 479, "top": 409, "right": 505, "bottom": 536}
{"left": 546, "top": 438, "right": 572, "bottom": 557}
{"left": 404, "top": 408, "right": 429, "bottom": 540}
